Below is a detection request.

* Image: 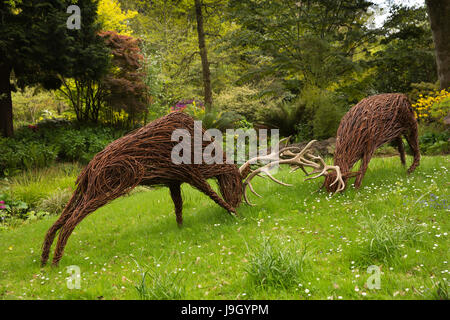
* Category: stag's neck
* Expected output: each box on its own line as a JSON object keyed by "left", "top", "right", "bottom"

{"left": 239, "top": 164, "right": 252, "bottom": 181}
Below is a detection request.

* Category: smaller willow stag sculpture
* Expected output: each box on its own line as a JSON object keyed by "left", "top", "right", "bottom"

{"left": 324, "top": 93, "right": 420, "bottom": 192}
{"left": 42, "top": 112, "right": 342, "bottom": 266}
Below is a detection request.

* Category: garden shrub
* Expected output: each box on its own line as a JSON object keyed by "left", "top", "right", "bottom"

{"left": 0, "top": 193, "right": 51, "bottom": 228}
{"left": 0, "top": 138, "right": 57, "bottom": 176}
{"left": 311, "top": 100, "right": 343, "bottom": 140}
{"left": 0, "top": 121, "right": 128, "bottom": 176}
{"left": 12, "top": 87, "right": 70, "bottom": 128}
{"left": 169, "top": 99, "right": 244, "bottom": 131}
{"left": 302, "top": 87, "right": 345, "bottom": 140}
{"left": 0, "top": 193, "right": 28, "bottom": 217}
{"left": 214, "top": 85, "right": 265, "bottom": 123}
{"left": 262, "top": 99, "right": 310, "bottom": 138}
{"left": 261, "top": 87, "right": 345, "bottom": 140}
{"left": 201, "top": 109, "right": 243, "bottom": 131}
{"left": 419, "top": 131, "right": 450, "bottom": 155}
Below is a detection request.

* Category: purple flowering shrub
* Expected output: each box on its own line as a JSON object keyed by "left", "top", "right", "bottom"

{"left": 170, "top": 99, "right": 205, "bottom": 118}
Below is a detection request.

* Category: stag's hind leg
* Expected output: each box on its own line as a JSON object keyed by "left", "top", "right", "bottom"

{"left": 51, "top": 182, "right": 143, "bottom": 265}
{"left": 51, "top": 211, "right": 89, "bottom": 266}
{"left": 41, "top": 194, "right": 81, "bottom": 266}
{"left": 395, "top": 137, "right": 406, "bottom": 166}
{"left": 405, "top": 130, "right": 420, "bottom": 174}
{"left": 169, "top": 182, "right": 183, "bottom": 226}
{"left": 41, "top": 212, "right": 72, "bottom": 266}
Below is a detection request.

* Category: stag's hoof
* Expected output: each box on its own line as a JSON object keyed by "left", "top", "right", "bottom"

{"left": 51, "top": 257, "right": 62, "bottom": 267}
{"left": 229, "top": 209, "right": 239, "bottom": 218}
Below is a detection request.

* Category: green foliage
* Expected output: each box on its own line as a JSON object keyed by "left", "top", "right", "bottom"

{"left": 0, "top": 122, "right": 127, "bottom": 176}
{"left": 408, "top": 82, "right": 440, "bottom": 104}
{"left": 0, "top": 138, "right": 57, "bottom": 176}
{"left": 214, "top": 85, "right": 273, "bottom": 123}
{"left": 312, "top": 103, "right": 343, "bottom": 140}
{"left": 0, "top": 193, "right": 28, "bottom": 216}
{"left": 3, "top": 163, "right": 79, "bottom": 208}
{"left": 0, "top": 192, "right": 50, "bottom": 227}
{"left": 0, "top": 163, "right": 78, "bottom": 227}
{"left": 419, "top": 132, "right": 450, "bottom": 155}
{"left": 228, "top": 0, "right": 377, "bottom": 90}
{"left": 201, "top": 109, "right": 243, "bottom": 131}
{"left": 1, "top": 0, "right": 109, "bottom": 93}
{"left": 369, "top": 5, "right": 437, "bottom": 93}
{"left": 260, "top": 87, "right": 344, "bottom": 140}
{"left": 140, "top": 49, "right": 165, "bottom": 120}
{"left": 263, "top": 100, "right": 309, "bottom": 138}
{"left": 303, "top": 87, "right": 345, "bottom": 140}
{"left": 12, "top": 87, "right": 69, "bottom": 127}
{"left": 97, "top": 0, "right": 138, "bottom": 36}
{"left": 430, "top": 97, "right": 450, "bottom": 123}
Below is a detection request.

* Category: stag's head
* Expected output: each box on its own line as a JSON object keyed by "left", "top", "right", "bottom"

{"left": 238, "top": 139, "right": 346, "bottom": 205}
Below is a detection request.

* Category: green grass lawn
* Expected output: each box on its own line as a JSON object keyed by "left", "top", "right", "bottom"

{"left": 0, "top": 156, "right": 449, "bottom": 300}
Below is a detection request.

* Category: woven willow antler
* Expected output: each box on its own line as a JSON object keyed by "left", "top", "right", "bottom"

{"left": 239, "top": 139, "right": 345, "bottom": 205}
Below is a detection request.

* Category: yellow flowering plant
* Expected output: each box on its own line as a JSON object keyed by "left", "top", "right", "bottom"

{"left": 412, "top": 88, "right": 450, "bottom": 123}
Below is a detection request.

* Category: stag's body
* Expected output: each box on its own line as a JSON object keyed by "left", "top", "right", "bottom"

{"left": 41, "top": 112, "right": 242, "bottom": 266}
{"left": 324, "top": 93, "right": 420, "bottom": 192}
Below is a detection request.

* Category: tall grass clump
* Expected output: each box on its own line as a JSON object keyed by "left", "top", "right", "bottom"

{"left": 5, "top": 163, "right": 79, "bottom": 207}
{"left": 245, "top": 238, "right": 310, "bottom": 290}
{"left": 135, "top": 268, "right": 185, "bottom": 300}
{"left": 36, "top": 188, "right": 72, "bottom": 215}
{"left": 350, "top": 215, "right": 425, "bottom": 266}
{"left": 427, "top": 278, "right": 449, "bottom": 300}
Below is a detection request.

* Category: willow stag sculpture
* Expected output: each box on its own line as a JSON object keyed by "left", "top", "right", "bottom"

{"left": 41, "top": 112, "right": 342, "bottom": 266}
{"left": 324, "top": 93, "right": 420, "bottom": 192}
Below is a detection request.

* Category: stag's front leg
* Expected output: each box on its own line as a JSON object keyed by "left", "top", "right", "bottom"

{"left": 169, "top": 182, "right": 183, "bottom": 226}
{"left": 354, "top": 152, "right": 373, "bottom": 189}
{"left": 192, "top": 177, "right": 237, "bottom": 217}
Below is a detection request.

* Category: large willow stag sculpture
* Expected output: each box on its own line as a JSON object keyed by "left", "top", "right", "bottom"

{"left": 324, "top": 93, "right": 420, "bottom": 192}
{"left": 41, "top": 112, "right": 342, "bottom": 266}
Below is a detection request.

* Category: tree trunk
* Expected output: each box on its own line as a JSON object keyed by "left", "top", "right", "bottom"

{"left": 0, "top": 63, "right": 13, "bottom": 137}
{"left": 194, "top": 0, "right": 213, "bottom": 111}
{"left": 426, "top": 0, "right": 450, "bottom": 89}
